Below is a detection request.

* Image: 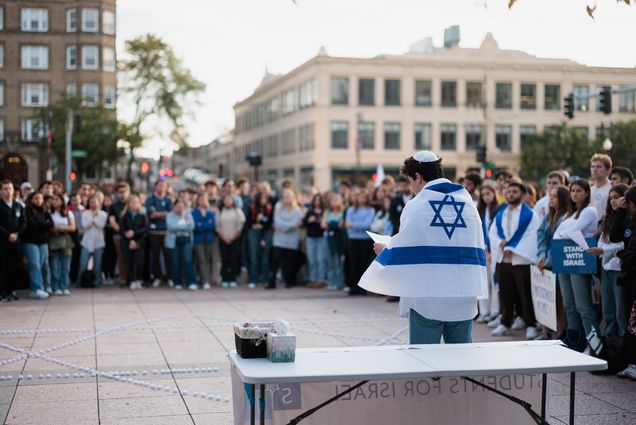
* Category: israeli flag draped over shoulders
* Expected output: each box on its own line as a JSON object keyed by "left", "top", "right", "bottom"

{"left": 359, "top": 178, "right": 489, "bottom": 299}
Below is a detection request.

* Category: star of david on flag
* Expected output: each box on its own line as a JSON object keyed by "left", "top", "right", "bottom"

{"left": 429, "top": 195, "right": 467, "bottom": 239}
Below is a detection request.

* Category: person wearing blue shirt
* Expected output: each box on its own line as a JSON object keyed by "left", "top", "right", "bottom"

{"left": 192, "top": 194, "right": 215, "bottom": 290}
{"left": 345, "top": 190, "right": 374, "bottom": 296}
{"left": 145, "top": 180, "right": 173, "bottom": 287}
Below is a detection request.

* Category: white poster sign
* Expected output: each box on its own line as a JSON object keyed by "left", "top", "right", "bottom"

{"left": 232, "top": 368, "right": 544, "bottom": 425}
{"left": 530, "top": 265, "right": 558, "bottom": 331}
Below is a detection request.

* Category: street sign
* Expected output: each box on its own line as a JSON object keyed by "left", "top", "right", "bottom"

{"left": 71, "top": 150, "right": 88, "bottom": 158}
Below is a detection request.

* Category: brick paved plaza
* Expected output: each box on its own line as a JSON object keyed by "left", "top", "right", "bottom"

{"left": 0, "top": 287, "right": 634, "bottom": 425}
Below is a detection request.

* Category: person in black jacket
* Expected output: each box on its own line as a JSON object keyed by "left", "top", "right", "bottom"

{"left": 22, "top": 192, "right": 53, "bottom": 299}
{"left": 388, "top": 175, "right": 413, "bottom": 236}
{"left": 0, "top": 180, "right": 27, "bottom": 302}
{"left": 121, "top": 195, "right": 148, "bottom": 290}
{"left": 610, "top": 186, "right": 636, "bottom": 379}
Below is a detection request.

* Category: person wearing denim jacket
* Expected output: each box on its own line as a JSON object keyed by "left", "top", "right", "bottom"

{"left": 166, "top": 200, "right": 197, "bottom": 290}
{"left": 246, "top": 191, "right": 273, "bottom": 288}
{"left": 192, "top": 194, "right": 215, "bottom": 290}
{"left": 344, "top": 190, "right": 375, "bottom": 295}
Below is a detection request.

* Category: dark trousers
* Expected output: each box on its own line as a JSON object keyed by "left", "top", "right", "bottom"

{"left": 496, "top": 263, "right": 536, "bottom": 328}
{"left": 269, "top": 247, "right": 298, "bottom": 288}
{"left": 347, "top": 239, "right": 373, "bottom": 293}
{"left": 0, "top": 243, "right": 19, "bottom": 296}
{"left": 102, "top": 230, "right": 116, "bottom": 279}
{"left": 149, "top": 233, "right": 170, "bottom": 280}
{"left": 123, "top": 244, "right": 144, "bottom": 284}
{"left": 219, "top": 239, "right": 241, "bottom": 282}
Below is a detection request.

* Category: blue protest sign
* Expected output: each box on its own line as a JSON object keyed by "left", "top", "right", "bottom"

{"left": 551, "top": 237, "right": 597, "bottom": 274}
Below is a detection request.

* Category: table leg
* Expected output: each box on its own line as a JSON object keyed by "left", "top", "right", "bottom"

{"left": 541, "top": 373, "right": 547, "bottom": 420}
{"left": 569, "top": 372, "right": 576, "bottom": 425}
{"left": 251, "top": 383, "right": 256, "bottom": 425}
{"left": 260, "top": 384, "right": 265, "bottom": 425}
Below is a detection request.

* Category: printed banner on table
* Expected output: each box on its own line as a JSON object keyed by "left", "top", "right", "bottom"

{"left": 551, "top": 237, "right": 597, "bottom": 275}
{"left": 231, "top": 368, "right": 544, "bottom": 425}
{"left": 530, "top": 266, "right": 558, "bottom": 331}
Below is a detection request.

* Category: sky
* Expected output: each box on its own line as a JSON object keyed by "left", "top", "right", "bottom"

{"left": 116, "top": 0, "right": 636, "bottom": 157}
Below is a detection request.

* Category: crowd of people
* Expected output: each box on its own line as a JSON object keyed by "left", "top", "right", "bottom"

{"left": 0, "top": 152, "right": 635, "bottom": 378}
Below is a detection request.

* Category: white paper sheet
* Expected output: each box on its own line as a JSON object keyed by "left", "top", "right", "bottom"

{"left": 567, "top": 230, "right": 590, "bottom": 250}
{"left": 366, "top": 231, "right": 391, "bottom": 246}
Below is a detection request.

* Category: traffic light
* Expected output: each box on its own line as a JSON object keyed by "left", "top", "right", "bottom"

{"left": 69, "top": 171, "right": 77, "bottom": 182}
{"left": 600, "top": 86, "right": 612, "bottom": 115}
{"left": 476, "top": 145, "right": 487, "bottom": 164}
{"left": 245, "top": 152, "right": 262, "bottom": 167}
{"left": 73, "top": 113, "right": 81, "bottom": 134}
{"left": 564, "top": 94, "right": 574, "bottom": 119}
{"left": 140, "top": 161, "right": 150, "bottom": 175}
{"left": 485, "top": 162, "right": 495, "bottom": 179}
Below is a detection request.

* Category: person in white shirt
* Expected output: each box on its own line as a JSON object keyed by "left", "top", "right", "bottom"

{"left": 534, "top": 170, "right": 567, "bottom": 219}
{"left": 590, "top": 153, "right": 613, "bottom": 222}
{"left": 587, "top": 184, "right": 629, "bottom": 337}
{"left": 554, "top": 179, "right": 600, "bottom": 352}
{"left": 488, "top": 182, "right": 541, "bottom": 339}
{"left": 76, "top": 196, "right": 107, "bottom": 286}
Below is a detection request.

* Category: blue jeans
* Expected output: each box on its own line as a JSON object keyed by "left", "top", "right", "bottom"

{"left": 409, "top": 309, "right": 473, "bottom": 344}
{"left": 247, "top": 229, "right": 271, "bottom": 283}
{"left": 559, "top": 273, "right": 599, "bottom": 337}
{"left": 77, "top": 247, "right": 104, "bottom": 285}
{"left": 305, "top": 237, "right": 328, "bottom": 282}
{"left": 326, "top": 252, "right": 343, "bottom": 289}
{"left": 22, "top": 243, "right": 49, "bottom": 292}
{"left": 170, "top": 242, "right": 197, "bottom": 286}
{"left": 50, "top": 252, "right": 71, "bottom": 292}
{"left": 600, "top": 269, "right": 626, "bottom": 337}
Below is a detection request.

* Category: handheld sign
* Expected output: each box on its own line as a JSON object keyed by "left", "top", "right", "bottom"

{"left": 551, "top": 237, "right": 597, "bottom": 274}
{"left": 530, "top": 266, "right": 557, "bottom": 331}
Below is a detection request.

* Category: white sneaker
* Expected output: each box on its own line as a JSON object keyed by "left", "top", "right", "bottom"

{"left": 221, "top": 282, "right": 229, "bottom": 288}
{"left": 174, "top": 285, "right": 183, "bottom": 290}
{"left": 525, "top": 326, "right": 540, "bottom": 340}
{"left": 167, "top": 279, "right": 175, "bottom": 288}
{"left": 617, "top": 364, "right": 636, "bottom": 379}
{"left": 202, "top": 283, "right": 211, "bottom": 290}
{"left": 487, "top": 315, "right": 501, "bottom": 329}
{"left": 476, "top": 313, "right": 490, "bottom": 323}
{"left": 229, "top": 281, "right": 237, "bottom": 288}
{"left": 62, "top": 289, "right": 71, "bottom": 296}
{"left": 53, "top": 289, "right": 63, "bottom": 296}
{"left": 152, "top": 278, "right": 161, "bottom": 288}
{"left": 188, "top": 284, "right": 198, "bottom": 291}
{"left": 342, "top": 287, "right": 351, "bottom": 293}
{"left": 247, "top": 283, "right": 256, "bottom": 289}
{"left": 30, "top": 290, "right": 49, "bottom": 299}
{"left": 44, "top": 286, "right": 53, "bottom": 294}
{"left": 491, "top": 324, "right": 511, "bottom": 336}
{"left": 512, "top": 317, "right": 526, "bottom": 330}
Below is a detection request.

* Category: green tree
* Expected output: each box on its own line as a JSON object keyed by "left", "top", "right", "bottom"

{"left": 119, "top": 34, "right": 206, "bottom": 180}
{"left": 604, "top": 120, "right": 636, "bottom": 172}
{"left": 520, "top": 123, "right": 601, "bottom": 182}
{"left": 35, "top": 95, "right": 120, "bottom": 180}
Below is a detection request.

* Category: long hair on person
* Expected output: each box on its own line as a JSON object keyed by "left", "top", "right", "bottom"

{"left": 26, "top": 192, "right": 45, "bottom": 214}
{"left": 52, "top": 194, "right": 68, "bottom": 217}
{"left": 548, "top": 185, "right": 570, "bottom": 232}
{"left": 477, "top": 181, "right": 499, "bottom": 220}
{"left": 567, "top": 179, "right": 591, "bottom": 219}
{"left": 601, "top": 184, "right": 629, "bottom": 240}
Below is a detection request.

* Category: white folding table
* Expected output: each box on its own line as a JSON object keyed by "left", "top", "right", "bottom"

{"left": 228, "top": 341, "right": 607, "bottom": 425}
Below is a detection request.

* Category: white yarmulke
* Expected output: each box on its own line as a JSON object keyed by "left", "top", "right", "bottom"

{"left": 413, "top": 150, "right": 439, "bottom": 163}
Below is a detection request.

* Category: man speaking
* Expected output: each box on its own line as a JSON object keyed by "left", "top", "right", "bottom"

{"left": 359, "top": 151, "right": 488, "bottom": 344}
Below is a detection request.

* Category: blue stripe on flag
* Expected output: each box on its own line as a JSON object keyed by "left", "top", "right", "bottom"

{"left": 375, "top": 245, "right": 487, "bottom": 267}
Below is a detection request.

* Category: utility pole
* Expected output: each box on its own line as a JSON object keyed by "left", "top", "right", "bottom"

{"left": 65, "top": 111, "right": 73, "bottom": 193}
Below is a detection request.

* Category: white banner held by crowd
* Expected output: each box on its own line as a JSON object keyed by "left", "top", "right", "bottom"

{"left": 530, "top": 266, "right": 557, "bottom": 331}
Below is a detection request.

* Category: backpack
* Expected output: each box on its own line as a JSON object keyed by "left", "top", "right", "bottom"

{"left": 80, "top": 269, "right": 96, "bottom": 288}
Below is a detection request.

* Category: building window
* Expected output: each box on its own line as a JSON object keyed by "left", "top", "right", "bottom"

{"left": 21, "top": 46, "right": 48, "bottom": 70}
{"left": 103, "top": 10, "right": 115, "bottom": 35}
{"left": 0, "top": 7, "right": 3, "bottom": 31}
{"left": 465, "top": 124, "right": 482, "bottom": 152}
{"left": 281, "top": 129, "right": 297, "bottom": 155}
{"left": 358, "top": 121, "right": 375, "bottom": 150}
{"left": 573, "top": 84, "right": 589, "bottom": 112}
{"left": 544, "top": 84, "right": 560, "bottom": 110}
{"left": 66, "top": 46, "right": 77, "bottom": 69}
{"left": 103, "top": 85, "right": 116, "bottom": 109}
{"left": 619, "top": 86, "right": 635, "bottom": 113}
{"left": 520, "top": 83, "right": 536, "bottom": 109}
{"left": 0, "top": 82, "right": 3, "bottom": 106}
{"left": 465, "top": 82, "right": 483, "bottom": 108}
{"left": 440, "top": 124, "right": 456, "bottom": 151}
{"left": 0, "top": 120, "right": 3, "bottom": 142}
{"left": 331, "top": 121, "right": 348, "bottom": 149}
{"left": 496, "top": 83, "right": 512, "bottom": 109}
{"left": 414, "top": 123, "right": 431, "bottom": 150}
{"left": 441, "top": 81, "right": 457, "bottom": 107}
{"left": 495, "top": 124, "right": 512, "bottom": 152}
{"left": 21, "top": 119, "right": 45, "bottom": 142}
{"left": 0, "top": 45, "right": 3, "bottom": 68}
{"left": 21, "top": 8, "right": 48, "bottom": 32}
{"left": 82, "top": 46, "right": 99, "bottom": 70}
{"left": 82, "top": 8, "right": 99, "bottom": 32}
{"left": 103, "top": 47, "right": 115, "bottom": 72}
{"left": 66, "top": 9, "right": 77, "bottom": 32}
{"left": 384, "top": 123, "right": 400, "bottom": 150}
{"left": 299, "top": 79, "right": 316, "bottom": 109}
{"left": 331, "top": 77, "right": 348, "bottom": 105}
{"left": 520, "top": 125, "right": 536, "bottom": 145}
{"left": 298, "top": 123, "right": 315, "bottom": 152}
{"left": 384, "top": 79, "right": 401, "bottom": 106}
{"left": 66, "top": 83, "right": 77, "bottom": 97}
{"left": 21, "top": 83, "right": 49, "bottom": 107}
{"left": 415, "top": 80, "right": 432, "bottom": 107}
{"left": 282, "top": 89, "right": 297, "bottom": 115}
{"left": 358, "top": 78, "right": 374, "bottom": 106}
{"left": 82, "top": 83, "right": 99, "bottom": 106}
